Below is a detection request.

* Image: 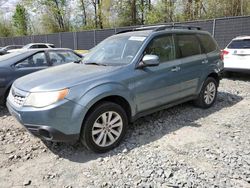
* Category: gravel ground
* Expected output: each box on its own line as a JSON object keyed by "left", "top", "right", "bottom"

{"left": 0, "top": 75, "right": 250, "bottom": 188}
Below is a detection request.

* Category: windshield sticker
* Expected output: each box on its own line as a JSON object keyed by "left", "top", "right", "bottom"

{"left": 129, "top": 36, "right": 146, "bottom": 41}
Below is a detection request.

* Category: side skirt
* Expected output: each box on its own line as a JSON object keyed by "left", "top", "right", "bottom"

{"left": 131, "top": 95, "right": 196, "bottom": 122}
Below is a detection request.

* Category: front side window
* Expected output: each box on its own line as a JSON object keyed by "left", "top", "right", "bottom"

{"left": 176, "top": 34, "right": 202, "bottom": 58}
{"left": 15, "top": 52, "right": 48, "bottom": 68}
{"left": 29, "top": 45, "right": 37, "bottom": 49}
{"left": 82, "top": 35, "right": 145, "bottom": 66}
{"left": 144, "top": 35, "right": 175, "bottom": 63}
{"left": 49, "top": 51, "right": 81, "bottom": 65}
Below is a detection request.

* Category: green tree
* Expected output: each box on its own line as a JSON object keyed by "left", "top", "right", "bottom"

{"left": 0, "top": 20, "right": 13, "bottom": 37}
{"left": 12, "top": 4, "right": 28, "bottom": 36}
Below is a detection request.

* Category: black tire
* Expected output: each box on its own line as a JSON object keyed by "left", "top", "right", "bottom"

{"left": 80, "top": 102, "right": 128, "bottom": 153}
{"left": 194, "top": 77, "right": 218, "bottom": 109}
{"left": 0, "top": 87, "right": 10, "bottom": 107}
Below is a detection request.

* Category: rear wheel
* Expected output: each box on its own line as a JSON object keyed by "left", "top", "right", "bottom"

{"left": 80, "top": 102, "right": 128, "bottom": 153}
{"left": 194, "top": 77, "right": 218, "bottom": 109}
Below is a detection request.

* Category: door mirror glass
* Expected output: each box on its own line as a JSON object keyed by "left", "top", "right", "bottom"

{"left": 138, "top": 55, "right": 160, "bottom": 68}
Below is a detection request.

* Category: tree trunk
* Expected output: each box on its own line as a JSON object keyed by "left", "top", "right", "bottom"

{"left": 80, "top": 0, "right": 87, "bottom": 25}
{"left": 131, "top": 0, "right": 136, "bottom": 25}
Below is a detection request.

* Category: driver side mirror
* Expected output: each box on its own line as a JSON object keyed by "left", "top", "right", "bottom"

{"left": 138, "top": 55, "right": 160, "bottom": 68}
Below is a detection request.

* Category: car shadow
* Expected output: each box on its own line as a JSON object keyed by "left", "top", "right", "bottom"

{"left": 38, "top": 91, "right": 243, "bottom": 163}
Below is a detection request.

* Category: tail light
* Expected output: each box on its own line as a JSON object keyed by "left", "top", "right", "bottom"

{"left": 220, "top": 50, "right": 229, "bottom": 60}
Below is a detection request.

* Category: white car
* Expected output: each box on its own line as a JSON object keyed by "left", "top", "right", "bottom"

{"left": 223, "top": 36, "right": 250, "bottom": 73}
{"left": 7, "top": 43, "right": 55, "bottom": 53}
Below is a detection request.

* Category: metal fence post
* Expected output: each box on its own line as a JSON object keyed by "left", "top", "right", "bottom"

{"left": 94, "top": 30, "right": 96, "bottom": 46}
{"left": 73, "top": 32, "right": 77, "bottom": 50}
{"left": 59, "top": 33, "right": 62, "bottom": 48}
{"left": 212, "top": 19, "right": 216, "bottom": 37}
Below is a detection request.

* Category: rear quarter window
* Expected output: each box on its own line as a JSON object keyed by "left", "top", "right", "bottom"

{"left": 175, "top": 34, "right": 202, "bottom": 58}
{"left": 197, "top": 34, "right": 217, "bottom": 53}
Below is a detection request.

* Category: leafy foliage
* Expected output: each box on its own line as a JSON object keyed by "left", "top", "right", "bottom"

{"left": 0, "top": 0, "right": 250, "bottom": 36}
{"left": 12, "top": 4, "right": 28, "bottom": 36}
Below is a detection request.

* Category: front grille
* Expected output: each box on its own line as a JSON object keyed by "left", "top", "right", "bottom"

{"left": 13, "top": 95, "right": 26, "bottom": 106}
{"left": 9, "top": 87, "right": 28, "bottom": 107}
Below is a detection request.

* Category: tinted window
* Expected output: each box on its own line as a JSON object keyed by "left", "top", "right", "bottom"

{"left": 49, "top": 51, "right": 81, "bottom": 65}
{"left": 37, "top": 45, "right": 48, "bottom": 48}
{"left": 198, "top": 34, "right": 217, "bottom": 53}
{"left": 176, "top": 34, "right": 202, "bottom": 58}
{"left": 15, "top": 52, "right": 48, "bottom": 68}
{"left": 48, "top": 45, "right": 55, "bottom": 48}
{"left": 145, "top": 35, "right": 175, "bottom": 63}
{"left": 228, "top": 39, "right": 250, "bottom": 49}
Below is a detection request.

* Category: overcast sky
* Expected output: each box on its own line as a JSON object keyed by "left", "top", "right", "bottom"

{"left": 0, "top": 0, "right": 19, "bottom": 18}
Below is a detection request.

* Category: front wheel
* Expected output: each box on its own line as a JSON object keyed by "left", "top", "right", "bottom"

{"left": 194, "top": 77, "right": 218, "bottom": 109}
{"left": 80, "top": 102, "right": 128, "bottom": 153}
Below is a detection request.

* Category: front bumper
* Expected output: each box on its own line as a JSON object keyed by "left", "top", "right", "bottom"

{"left": 7, "top": 99, "right": 87, "bottom": 142}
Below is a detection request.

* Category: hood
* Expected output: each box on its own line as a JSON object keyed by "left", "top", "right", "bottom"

{"left": 8, "top": 49, "right": 22, "bottom": 53}
{"left": 14, "top": 63, "right": 120, "bottom": 92}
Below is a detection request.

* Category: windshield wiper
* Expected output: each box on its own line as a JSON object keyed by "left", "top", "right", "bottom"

{"left": 85, "top": 62, "right": 107, "bottom": 66}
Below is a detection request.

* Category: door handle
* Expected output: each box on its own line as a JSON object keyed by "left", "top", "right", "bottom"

{"left": 171, "top": 66, "right": 181, "bottom": 72}
{"left": 202, "top": 59, "right": 208, "bottom": 64}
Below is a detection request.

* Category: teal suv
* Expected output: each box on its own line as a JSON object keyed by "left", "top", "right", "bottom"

{"left": 7, "top": 25, "right": 224, "bottom": 153}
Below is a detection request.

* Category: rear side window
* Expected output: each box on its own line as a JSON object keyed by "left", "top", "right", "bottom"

{"left": 175, "top": 34, "right": 202, "bottom": 58}
{"left": 198, "top": 34, "right": 217, "bottom": 53}
{"left": 227, "top": 39, "right": 250, "bottom": 49}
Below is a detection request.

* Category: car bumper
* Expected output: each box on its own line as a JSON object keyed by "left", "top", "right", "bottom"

{"left": 224, "top": 67, "right": 250, "bottom": 74}
{"left": 7, "top": 99, "right": 87, "bottom": 142}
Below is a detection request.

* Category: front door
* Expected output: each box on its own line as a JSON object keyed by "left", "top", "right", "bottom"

{"left": 14, "top": 52, "right": 49, "bottom": 80}
{"left": 133, "top": 34, "right": 184, "bottom": 113}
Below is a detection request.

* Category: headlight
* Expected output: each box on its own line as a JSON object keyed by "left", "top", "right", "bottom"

{"left": 24, "top": 89, "right": 69, "bottom": 108}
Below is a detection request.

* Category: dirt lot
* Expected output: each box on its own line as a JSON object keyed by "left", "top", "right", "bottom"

{"left": 0, "top": 75, "right": 250, "bottom": 188}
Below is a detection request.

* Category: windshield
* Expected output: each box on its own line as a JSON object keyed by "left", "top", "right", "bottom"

{"left": 0, "top": 51, "right": 23, "bottom": 61}
{"left": 228, "top": 39, "right": 250, "bottom": 49}
{"left": 82, "top": 35, "right": 146, "bottom": 66}
{"left": 22, "top": 44, "right": 32, "bottom": 49}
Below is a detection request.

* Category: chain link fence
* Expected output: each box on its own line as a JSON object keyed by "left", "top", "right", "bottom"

{"left": 1, "top": 16, "right": 250, "bottom": 50}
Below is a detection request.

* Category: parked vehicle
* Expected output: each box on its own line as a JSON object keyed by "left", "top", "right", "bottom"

{"left": 223, "top": 36, "right": 250, "bottom": 73}
{"left": 7, "top": 25, "right": 224, "bottom": 153}
{"left": 0, "top": 48, "right": 82, "bottom": 105}
{"left": 0, "top": 45, "right": 23, "bottom": 55}
{"left": 8, "top": 43, "right": 55, "bottom": 53}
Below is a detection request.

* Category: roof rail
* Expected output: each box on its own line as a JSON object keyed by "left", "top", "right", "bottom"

{"left": 115, "top": 24, "right": 201, "bottom": 34}
{"left": 154, "top": 24, "right": 201, "bottom": 31}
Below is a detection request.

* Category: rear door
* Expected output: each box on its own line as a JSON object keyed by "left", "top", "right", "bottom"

{"left": 197, "top": 33, "right": 221, "bottom": 73}
{"left": 174, "top": 34, "right": 207, "bottom": 97}
{"left": 224, "top": 39, "right": 250, "bottom": 69}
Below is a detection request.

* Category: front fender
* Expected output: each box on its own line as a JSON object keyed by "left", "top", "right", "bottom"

{"left": 76, "top": 82, "right": 136, "bottom": 117}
